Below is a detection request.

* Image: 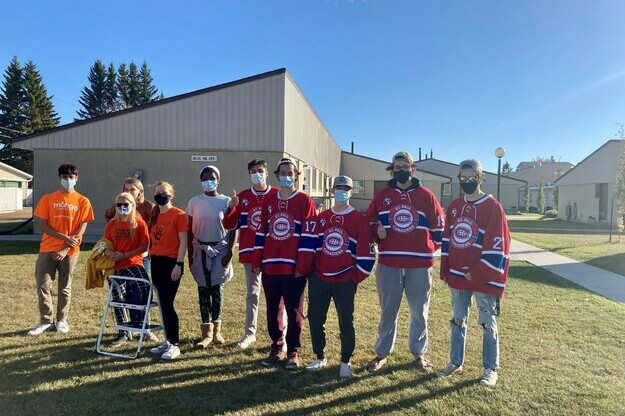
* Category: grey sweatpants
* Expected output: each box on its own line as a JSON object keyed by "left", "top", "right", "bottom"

{"left": 373, "top": 263, "right": 433, "bottom": 358}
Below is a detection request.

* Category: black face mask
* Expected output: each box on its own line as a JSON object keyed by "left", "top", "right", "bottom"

{"left": 154, "top": 194, "right": 170, "bottom": 206}
{"left": 460, "top": 182, "right": 479, "bottom": 194}
{"left": 393, "top": 170, "right": 411, "bottom": 184}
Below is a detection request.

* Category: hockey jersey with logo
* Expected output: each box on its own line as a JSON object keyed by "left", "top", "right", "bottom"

{"left": 222, "top": 186, "right": 279, "bottom": 264}
{"left": 252, "top": 190, "right": 317, "bottom": 276}
{"left": 366, "top": 178, "right": 445, "bottom": 268}
{"left": 440, "top": 194, "right": 510, "bottom": 297}
{"left": 299, "top": 206, "right": 375, "bottom": 284}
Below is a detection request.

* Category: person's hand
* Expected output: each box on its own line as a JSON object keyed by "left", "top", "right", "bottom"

{"left": 228, "top": 190, "right": 239, "bottom": 208}
{"left": 171, "top": 265, "right": 182, "bottom": 282}
{"left": 294, "top": 272, "right": 304, "bottom": 278}
{"left": 110, "top": 251, "right": 126, "bottom": 262}
{"left": 377, "top": 221, "right": 387, "bottom": 240}
{"left": 221, "top": 249, "right": 233, "bottom": 267}
{"left": 252, "top": 267, "right": 261, "bottom": 274}
{"left": 464, "top": 271, "right": 472, "bottom": 281}
{"left": 65, "top": 234, "right": 80, "bottom": 247}
{"left": 52, "top": 247, "right": 70, "bottom": 261}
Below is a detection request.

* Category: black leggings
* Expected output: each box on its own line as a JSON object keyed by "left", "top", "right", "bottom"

{"left": 151, "top": 256, "right": 181, "bottom": 344}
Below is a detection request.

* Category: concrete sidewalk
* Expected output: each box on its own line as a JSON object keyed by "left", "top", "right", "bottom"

{"left": 510, "top": 239, "right": 625, "bottom": 305}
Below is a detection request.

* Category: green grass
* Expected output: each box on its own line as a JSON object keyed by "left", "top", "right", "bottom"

{"left": 507, "top": 213, "right": 611, "bottom": 232}
{"left": 1, "top": 242, "right": 624, "bottom": 415}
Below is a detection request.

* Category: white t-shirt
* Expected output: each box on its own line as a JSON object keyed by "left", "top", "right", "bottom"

{"left": 186, "top": 194, "right": 231, "bottom": 242}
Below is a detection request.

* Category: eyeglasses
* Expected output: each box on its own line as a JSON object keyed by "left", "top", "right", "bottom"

{"left": 458, "top": 176, "right": 479, "bottom": 183}
{"left": 116, "top": 203, "right": 131, "bottom": 208}
{"left": 393, "top": 165, "right": 412, "bottom": 172}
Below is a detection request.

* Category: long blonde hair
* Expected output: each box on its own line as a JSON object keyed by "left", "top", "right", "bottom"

{"left": 122, "top": 178, "right": 145, "bottom": 204}
{"left": 112, "top": 192, "right": 139, "bottom": 240}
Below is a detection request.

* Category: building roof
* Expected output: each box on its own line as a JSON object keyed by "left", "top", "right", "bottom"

{"left": 341, "top": 151, "right": 452, "bottom": 181}
{"left": 555, "top": 139, "right": 625, "bottom": 185}
{"left": 506, "top": 161, "right": 574, "bottom": 186}
{"left": 0, "top": 161, "right": 33, "bottom": 180}
{"left": 414, "top": 157, "right": 527, "bottom": 185}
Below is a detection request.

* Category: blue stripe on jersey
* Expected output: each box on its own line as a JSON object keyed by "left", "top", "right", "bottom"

{"left": 300, "top": 233, "right": 317, "bottom": 251}
{"left": 356, "top": 257, "right": 375, "bottom": 273}
{"left": 431, "top": 230, "right": 443, "bottom": 244}
{"left": 294, "top": 221, "right": 302, "bottom": 235}
{"left": 254, "top": 232, "right": 265, "bottom": 248}
{"left": 262, "top": 258, "right": 296, "bottom": 265}
{"left": 323, "top": 266, "right": 354, "bottom": 278}
{"left": 441, "top": 238, "right": 449, "bottom": 254}
{"left": 238, "top": 213, "right": 248, "bottom": 229}
{"left": 475, "top": 230, "right": 484, "bottom": 247}
{"left": 378, "top": 212, "right": 390, "bottom": 227}
{"left": 239, "top": 247, "right": 253, "bottom": 255}
{"left": 481, "top": 252, "right": 508, "bottom": 272}
{"left": 416, "top": 211, "right": 430, "bottom": 229}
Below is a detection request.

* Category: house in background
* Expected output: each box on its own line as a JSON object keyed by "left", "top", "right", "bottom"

{"left": 555, "top": 139, "right": 625, "bottom": 225}
{"left": 14, "top": 68, "right": 341, "bottom": 236}
{"left": 0, "top": 161, "right": 32, "bottom": 212}
{"left": 340, "top": 151, "right": 450, "bottom": 212}
{"left": 506, "top": 158, "right": 574, "bottom": 211}
{"left": 414, "top": 157, "right": 526, "bottom": 212}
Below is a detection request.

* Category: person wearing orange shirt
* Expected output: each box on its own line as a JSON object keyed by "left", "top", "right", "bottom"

{"left": 103, "top": 192, "right": 150, "bottom": 347}
{"left": 28, "top": 164, "right": 95, "bottom": 336}
{"left": 147, "top": 182, "right": 188, "bottom": 360}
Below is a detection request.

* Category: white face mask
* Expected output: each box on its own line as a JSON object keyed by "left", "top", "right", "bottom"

{"left": 250, "top": 172, "right": 266, "bottom": 185}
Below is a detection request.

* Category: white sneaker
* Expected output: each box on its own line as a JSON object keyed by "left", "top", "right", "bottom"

{"left": 339, "top": 362, "right": 353, "bottom": 378}
{"left": 161, "top": 344, "right": 180, "bottom": 360}
{"left": 480, "top": 368, "right": 498, "bottom": 387}
{"left": 150, "top": 340, "right": 171, "bottom": 354}
{"left": 27, "top": 322, "right": 53, "bottom": 336}
{"left": 237, "top": 335, "right": 256, "bottom": 350}
{"left": 56, "top": 320, "right": 69, "bottom": 334}
{"left": 437, "top": 362, "right": 463, "bottom": 378}
{"left": 306, "top": 358, "right": 328, "bottom": 372}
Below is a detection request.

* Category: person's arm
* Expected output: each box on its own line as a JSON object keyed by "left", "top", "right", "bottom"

{"left": 171, "top": 230, "right": 188, "bottom": 282}
{"left": 221, "top": 229, "right": 236, "bottom": 267}
{"left": 428, "top": 193, "right": 445, "bottom": 249}
{"left": 38, "top": 218, "right": 78, "bottom": 248}
{"left": 354, "top": 214, "right": 375, "bottom": 284}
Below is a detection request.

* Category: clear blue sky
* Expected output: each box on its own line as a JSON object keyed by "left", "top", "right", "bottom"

{"left": 3, "top": 0, "right": 625, "bottom": 173}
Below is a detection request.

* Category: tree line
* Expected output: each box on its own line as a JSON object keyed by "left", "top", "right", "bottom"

{"left": 0, "top": 56, "right": 162, "bottom": 174}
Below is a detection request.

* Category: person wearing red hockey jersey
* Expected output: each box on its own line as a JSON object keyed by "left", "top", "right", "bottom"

{"left": 436, "top": 159, "right": 510, "bottom": 388}
{"left": 365, "top": 151, "right": 445, "bottom": 373}
{"left": 222, "top": 159, "right": 285, "bottom": 350}
{"left": 252, "top": 157, "right": 317, "bottom": 369}
{"left": 299, "top": 176, "right": 375, "bottom": 378}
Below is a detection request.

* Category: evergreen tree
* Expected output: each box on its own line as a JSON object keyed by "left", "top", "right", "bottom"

{"left": 138, "top": 62, "right": 159, "bottom": 104}
{"left": 76, "top": 60, "right": 108, "bottom": 120}
{"left": 501, "top": 161, "right": 513, "bottom": 175}
{"left": 127, "top": 62, "right": 141, "bottom": 107}
{"left": 553, "top": 186, "right": 559, "bottom": 211}
{"left": 523, "top": 187, "right": 530, "bottom": 212}
{"left": 105, "top": 63, "right": 118, "bottom": 112}
{"left": 0, "top": 56, "right": 28, "bottom": 172}
{"left": 537, "top": 177, "right": 545, "bottom": 214}
{"left": 117, "top": 62, "right": 131, "bottom": 109}
{"left": 22, "top": 60, "right": 60, "bottom": 133}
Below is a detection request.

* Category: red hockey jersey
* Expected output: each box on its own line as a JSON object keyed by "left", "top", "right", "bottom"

{"left": 440, "top": 194, "right": 510, "bottom": 297}
{"left": 299, "top": 206, "right": 375, "bottom": 284}
{"left": 222, "top": 186, "right": 279, "bottom": 264}
{"left": 366, "top": 178, "right": 445, "bottom": 268}
{"left": 252, "top": 190, "right": 317, "bottom": 276}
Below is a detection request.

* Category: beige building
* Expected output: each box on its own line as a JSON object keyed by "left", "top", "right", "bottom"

{"left": 0, "top": 161, "right": 32, "bottom": 211}
{"left": 555, "top": 139, "right": 625, "bottom": 225}
{"left": 340, "top": 151, "right": 450, "bottom": 212}
{"left": 414, "top": 157, "right": 526, "bottom": 212}
{"left": 15, "top": 69, "right": 341, "bottom": 236}
{"left": 506, "top": 160, "right": 573, "bottom": 212}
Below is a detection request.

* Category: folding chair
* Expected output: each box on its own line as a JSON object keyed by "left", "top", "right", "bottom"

{"left": 96, "top": 275, "right": 164, "bottom": 359}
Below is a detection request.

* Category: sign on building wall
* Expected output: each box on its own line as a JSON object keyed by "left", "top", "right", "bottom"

{"left": 191, "top": 155, "right": 217, "bottom": 162}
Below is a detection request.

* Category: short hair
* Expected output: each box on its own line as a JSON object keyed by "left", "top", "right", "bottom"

{"left": 58, "top": 164, "right": 78, "bottom": 176}
{"left": 248, "top": 159, "right": 267, "bottom": 171}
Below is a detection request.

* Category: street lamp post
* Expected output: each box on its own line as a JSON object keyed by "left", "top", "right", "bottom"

{"left": 494, "top": 147, "right": 506, "bottom": 201}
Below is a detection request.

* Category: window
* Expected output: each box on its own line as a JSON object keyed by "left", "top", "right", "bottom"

{"left": 353, "top": 180, "right": 365, "bottom": 195}
{"left": 443, "top": 183, "right": 451, "bottom": 195}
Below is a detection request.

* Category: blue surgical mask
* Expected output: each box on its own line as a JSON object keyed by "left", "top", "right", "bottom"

{"left": 61, "top": 179, "right": 77, "bottom": 189}
{"left": 334, "top": 190, "right": 351, "bottom": 204}
{"left": 202, "top": 179, "right": 218, "bottom": 192}
{"left": 279, "top": 176, "right": 295, "bottom": 187}
{"left": 250, "top": 173, "right": 265, "bottom": 185}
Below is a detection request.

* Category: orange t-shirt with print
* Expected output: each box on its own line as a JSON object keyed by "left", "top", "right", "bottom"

{"left": 149, "top": 207, "right": 188, "bottom": 258}
{"left": 34, "top": 190, "right": 95, "bottom": 255}
{"left": 104, "top": 217, "right": 149, "bottom": 269}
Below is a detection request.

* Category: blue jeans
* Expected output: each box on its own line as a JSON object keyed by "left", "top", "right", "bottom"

{"left": 449, "top": 288, "right": 499, "bottom": 370}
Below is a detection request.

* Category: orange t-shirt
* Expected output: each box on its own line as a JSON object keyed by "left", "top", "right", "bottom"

{"left": 34, "top": 190, "right": 95, "bottom": 255}
{"left": 149, "top": 207, "right": 188, "bottom": 258}
{"left": 104, "top": 217, "right": 149, "bottom": 269}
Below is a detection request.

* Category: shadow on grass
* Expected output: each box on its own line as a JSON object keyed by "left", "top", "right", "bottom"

{"left": 587, "top": 252, "right": 625, "bottom": 277}
{"left": 0, "top": 241, "right": 39, "bottom": 255}
{"left": 508, "top": 263, "right": 589, "bottom": 290}
{"left": 1, "top": 337, "right": 468, "bottom": 415}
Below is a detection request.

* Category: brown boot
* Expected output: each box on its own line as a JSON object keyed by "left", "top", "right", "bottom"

{"left": 213, "top": 320, "right": 225, "bottom": 345}
{"left": 196, "top": 323, "right": 213, "bottom": 349}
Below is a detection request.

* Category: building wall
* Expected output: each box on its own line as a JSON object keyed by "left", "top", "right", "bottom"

{"left": 283, "top": 74, "right": 341, "bottom": 178}
{"left": 17, "top": 72, "right": 286, "bottom": 152}
{"left": 558, "top": 183, "right": 619, "bottom": 225}
{"left": 32, "top": 149, "right": 295, "bottom": 236}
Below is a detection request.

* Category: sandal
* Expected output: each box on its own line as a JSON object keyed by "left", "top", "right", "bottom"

{"left": 415, "top": 356, "right": 434, "bottom": 373}
{"left": 367, "top": 356, "right": 388, "bottom": 373}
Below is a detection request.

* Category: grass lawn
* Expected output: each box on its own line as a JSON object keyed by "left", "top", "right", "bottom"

{"left": 1, "top": 241, "right": 624, "bottom": 415}
{"left": 508, "top": 214, "right": 625, "bottom": 276}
